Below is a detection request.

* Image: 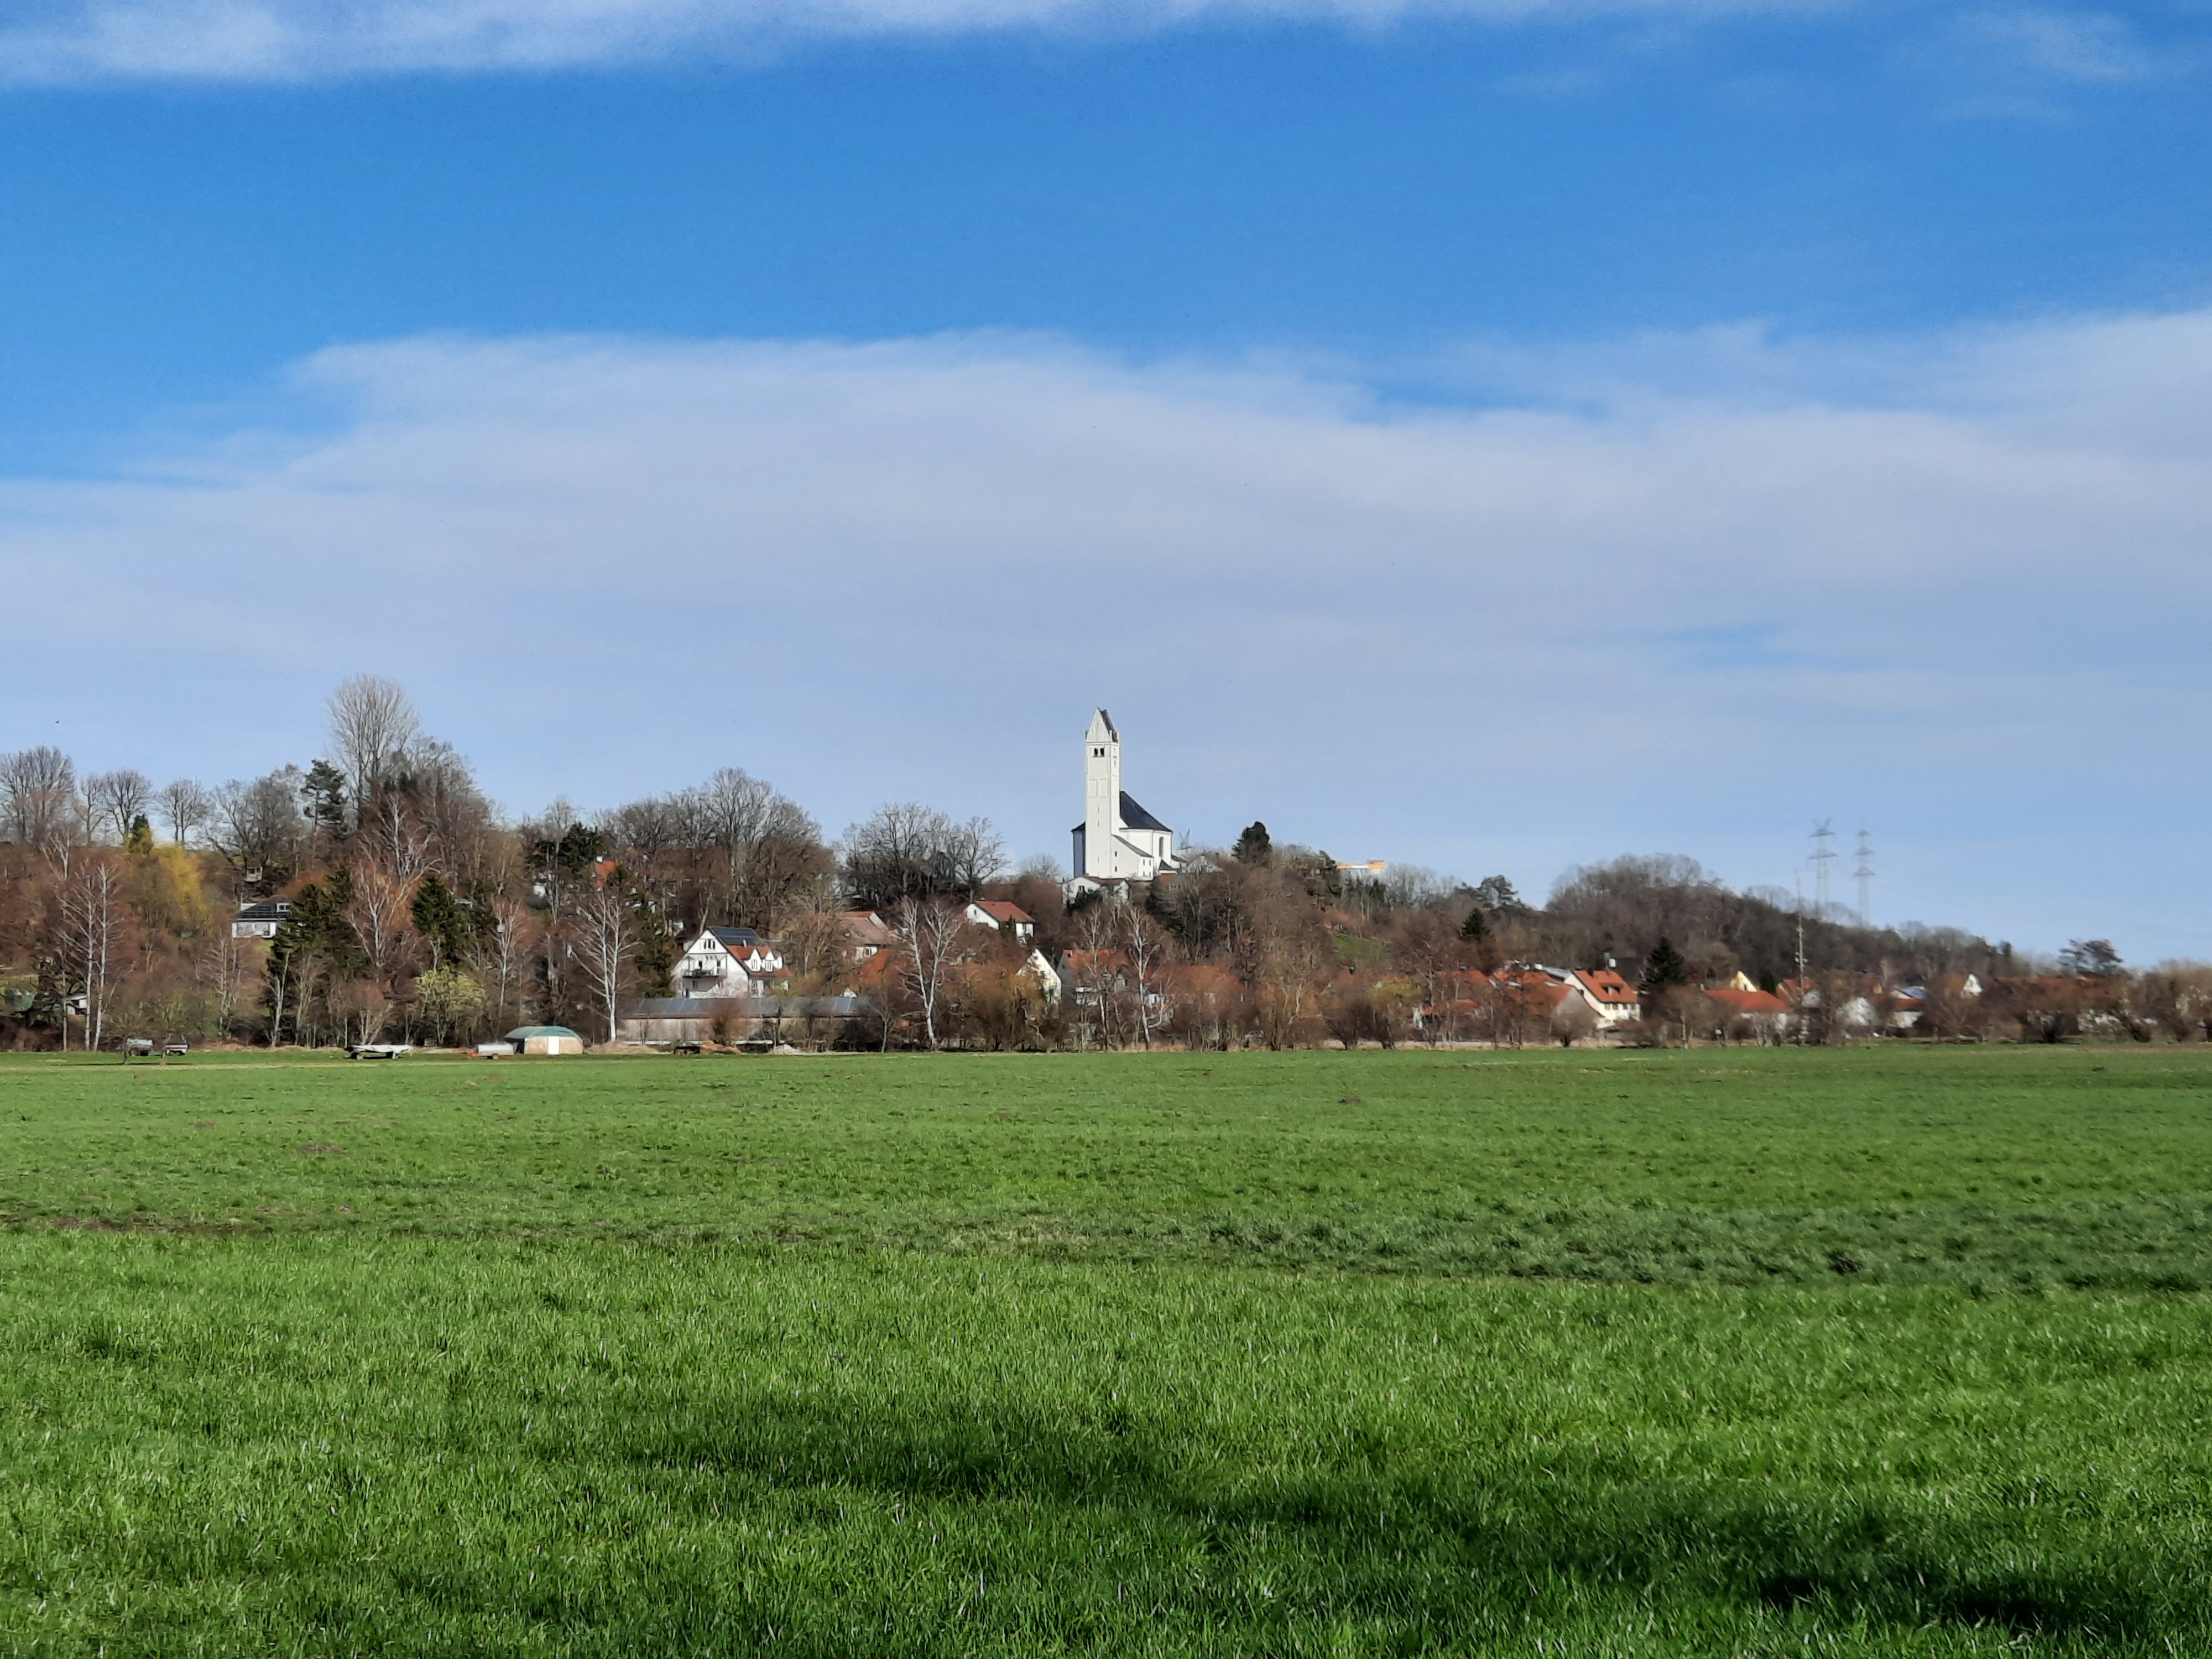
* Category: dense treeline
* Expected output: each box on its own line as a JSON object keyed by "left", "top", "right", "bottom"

{"left": 2, "top": 678, "right": 2205, "bottom": 1051}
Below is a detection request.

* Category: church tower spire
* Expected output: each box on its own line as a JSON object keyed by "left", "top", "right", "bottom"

{"left": 1069, "top": 707, "right": 1174, "bottom": 890}
{"left": 1081, "top": 708, "right": 1120, "bottom": 880}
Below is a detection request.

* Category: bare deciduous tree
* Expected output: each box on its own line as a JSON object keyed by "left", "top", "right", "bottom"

{"left": 603, "top": 795, "right": 684, "bottom": 873}
{"left": 572, "top": 877, "right": 637, "bottom": 1046}
{"left": 945, "top": 816, "right": 1006, "bottom": 896}
{"left": 60, "top": 858, "right": 126, "bottom": 1051}
{"left": 892, "top": 895, "right": 973, "bottom": 1050}
{"left": 197, "top": 929, "right": 253, "bottom": 1037}
{"left": 1550, "top": 996, "right": 1599, "bottom": 1047}
{"left": 345, "top": 864, "right": 419, "bottom": 1015}
{"left": 778, "top": 906, "right": 859, "bottom": 989}
{"left": 679, "top": 767, "right": 825, "bottom": 926}
{"left": 327, "top": 675, "right": 421, "bottom": 824}
{"left": 362, "top": 790, "right": 436, "bottom": 880}
{"left": 1, "top": 746, "right": 79, "bottom": 855}
{"left": 472, "top": 893, "right": 535, "bottom": 1034}
{"left": 842, "top": 804, "right": 1003, "bottom": 912}
{"left": 1063, "top": 904, "right": 1119, "bottom": 1047}
{"left": 85, "top": 770, "right": 153, "bottom": 844}
{"left": 208, "top": 769, "right": 306, "bottom": 889}
{"left": 1121, "top": 904, "right": 1175, "bottom": 1048}
{"left": 371, "top": 738, "right": 495, "bottom": 881}
{"left": 158, "top": 778, "right": 212, "bottom": 846}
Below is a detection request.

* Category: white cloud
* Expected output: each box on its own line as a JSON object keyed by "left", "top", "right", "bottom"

{"left": 3, "top": 312, "right": 2209, "bottom": 956}
{"left": 0, "top": 0, "right": 1844, "bottom": 81}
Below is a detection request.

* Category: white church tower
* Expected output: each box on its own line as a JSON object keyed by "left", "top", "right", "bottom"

{"left": 1071, "top": 708, "right": 1177, "bottom": 887}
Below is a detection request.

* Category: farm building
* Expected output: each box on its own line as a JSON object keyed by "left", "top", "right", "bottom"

{"left": 506, "top": 1025, "right": 584, "bottom": 1055}
{"left": 618, "top": 995, "right": 868, "bottom": 1047}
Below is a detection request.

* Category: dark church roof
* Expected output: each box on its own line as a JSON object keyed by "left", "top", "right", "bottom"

{"left": 1119, "top": 792, "right": 1172, "bottom": 834}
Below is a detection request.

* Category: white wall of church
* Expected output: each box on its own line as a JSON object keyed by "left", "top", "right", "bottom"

{"left": 1083, "top": 709, "right": 1121, "bottom": 880}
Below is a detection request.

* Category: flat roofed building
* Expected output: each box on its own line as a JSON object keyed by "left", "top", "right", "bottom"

{"left": 231, "top": 900, "right": 292, "bottom": 940}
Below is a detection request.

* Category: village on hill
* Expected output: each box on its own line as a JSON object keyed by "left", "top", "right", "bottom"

{"left": 1, "top": 682, "right": 2202, "bottom": 1053}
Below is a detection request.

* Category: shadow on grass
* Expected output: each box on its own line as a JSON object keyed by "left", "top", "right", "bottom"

{"left": 611, "top": 1390, "right": 2178, "bottom": 1646}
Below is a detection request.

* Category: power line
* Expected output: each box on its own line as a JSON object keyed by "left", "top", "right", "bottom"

{"left": 1810, "top": 820, "right": 1837, "bottom": 920}
{"left": 1854, "top": 829, "right": 1875, "bottom": 929}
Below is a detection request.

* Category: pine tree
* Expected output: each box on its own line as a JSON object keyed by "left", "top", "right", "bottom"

{"left": 1641, "top": 936, "right": 1688, "bottom": 998}
{"left": 411, "top": 873, "right": 473, "bottom": 971}
{"left": 264, "top": 870, "right": 367, "bottom": 1044}
{"left": 1232, "top": 822, "right": 1273, "bottom": 867}
{"left": 301, "top": 759, "right": 349, "bottom": 838}
{"left": 1459, "top": 906, "right": 1490, "bottom": 941}
{"left": 1472, "top": 874, "right": 1524, "bottom": 913}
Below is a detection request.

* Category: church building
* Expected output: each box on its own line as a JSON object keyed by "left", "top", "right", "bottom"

{"left": 1070, "top": 709, "right": 1178, "bottom": 888}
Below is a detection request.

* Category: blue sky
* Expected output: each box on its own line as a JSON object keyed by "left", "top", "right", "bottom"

{"left": 3, "top": 1, "right": 2210, "bottom": 958}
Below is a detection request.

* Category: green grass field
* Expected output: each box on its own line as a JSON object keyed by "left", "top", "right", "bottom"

{"left": 3, "top": 1046, "right": 2210, "bottom": 1653}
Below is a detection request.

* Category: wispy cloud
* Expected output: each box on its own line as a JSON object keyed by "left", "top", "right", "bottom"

{"left": 1956, "top": 8, "right": 2163, "bottom": 82}
{"left": 0, "top": 0, "right": 1845, "bottom": 81}
{"left": 2, "top": 311, "right": 2209, "bottom": 953}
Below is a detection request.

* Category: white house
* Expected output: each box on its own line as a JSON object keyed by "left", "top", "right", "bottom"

{"left": 966, "top": 900, "right": 1036, "bottom": 941}
{"left": 1571, "top": 967, "right": 1642, "bottom": 1026}
{"left": 1069, "top": 709, "right": 1178, "bottom": 889}
{"left": 1017, "top": 948, "right": 1063, "bottom": 1003}
{"left": 231, "top": 900, "right": 292, "bottom": 940}
{"left": 674, "top": 927, "right": 786, "bottom": 998}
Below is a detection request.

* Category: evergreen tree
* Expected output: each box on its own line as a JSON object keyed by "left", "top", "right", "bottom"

{"left": 411, "top": 872, "right": 473, "bottom": 970}
{"left": 1459, "top": 905, "right": 1490, "bottom": 941}
{"left": 264, "top": 869, "right": 367, "bottom": 1044}
{"left": 122, "top": 814, "right": 155, "bottom": 855}
{"left": 301, "top": 759, "right": 349, "bottom": 838}
{"left": 2059, "top": 938, "right": 2124, "bottom": 978}
{"left": 533, "top": 822, "right": 608, "bottom": 883}
{"left": 465, "top": 878, "right": 505, "bottom": 947}
{"left": 1641, "top": 936, "right": 1689, "bottom": 998}
{"left": 1231, "top": 822, "right": 1273, "bottom": 867}
{"left": 1472, "top": 874, "right": 1525, "bottom": 913}
{"left": 628, "top": 876, "right": 677, "bottom": 998}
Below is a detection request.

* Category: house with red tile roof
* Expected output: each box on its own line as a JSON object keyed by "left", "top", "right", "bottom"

{"left": 1059, "top": 947, "right": 1130, "bottom": 1008}
{"left": 1573, "top": 968, "right": 1641, "bottom": 1025}
{"left": 1702, "top": 985, "right": 1792, "bottom": 1039}
{"left": 966, "top": 899, "right": 1036, "bottom": 942}
{"left": 674, "top": 927, "right": 787, "bottom": 998}
{"left": 838, "top": 910, "right": 898, "bottom": 962}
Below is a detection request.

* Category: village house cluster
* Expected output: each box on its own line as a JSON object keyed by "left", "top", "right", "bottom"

{"left": 8, "top": 686, "right": 2197, "bottom": 1055}
{"left": 237, "top": 714, "right": 2158, "bottom": 1052}
{"left": 562, "top": 713, "right": 2004, "bottom": 1052}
